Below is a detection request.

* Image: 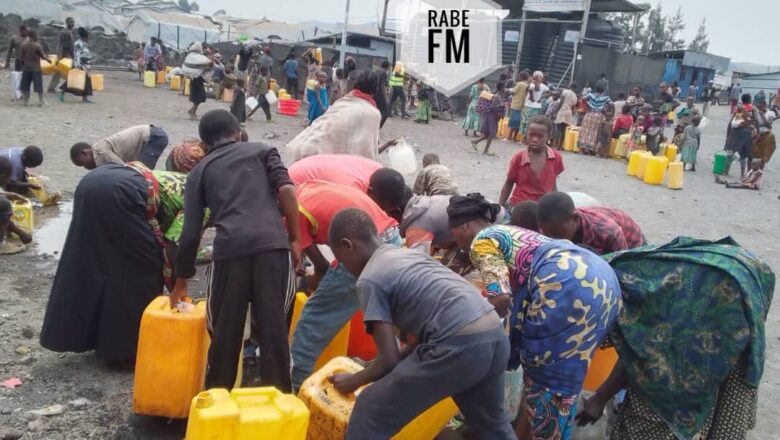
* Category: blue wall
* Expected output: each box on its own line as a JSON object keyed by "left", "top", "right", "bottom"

{"left": 661, "top": 59, "right": 715, "bottom": 100}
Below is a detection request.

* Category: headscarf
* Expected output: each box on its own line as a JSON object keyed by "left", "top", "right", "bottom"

{"left": 168, "top": 139, "right": 205, "bottom": 173}
{"left": 447, "top": 193, "right": 500, "bottom": 229}
{"left": 348, "top": 89, "right": 377, "bottom": 107}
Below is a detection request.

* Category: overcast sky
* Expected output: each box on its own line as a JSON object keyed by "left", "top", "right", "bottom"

{"left": 194, "top": 0, "right": 780, "bottom": 65}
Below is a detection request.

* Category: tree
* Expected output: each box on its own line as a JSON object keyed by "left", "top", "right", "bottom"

{"left": 214, "top": 9, "right": 227, "bottom": 15}
{"left": 607, "top": 11, "right": 647, "bottom": 53}
{"left": 177, "top": 0, "right": 191, "bottom": 13}
{"left": 640, "top": 3, "right": 666, "bottom": 54}
{"left": 664, "top": 6, "right": 686, "bottom": 50}
{"left": 190, "top": 2, "right": 199, "bottom": 12}
{"left": 688, "top": 18, "right": 709, "bottom": 52}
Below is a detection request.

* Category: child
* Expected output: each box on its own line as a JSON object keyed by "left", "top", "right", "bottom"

{"left": 645, "top": 116, "right": 664, "bottom": 156}
{"left": 716, "top": 159, "right": 763, "bottom": 189}
{"left": 625, "top": 114, "right": 646, "bottom": 156}
{"left": 307, "top": 71, "right": 329, "bottom": 125}
{"left": 0, "top": 146, "right": 43, "bottom": 193}
{"left": 230, "top": 78, "right": 247, "bottom": 124}
{"left": 0, "top": 158, "right": 33, "bottom": 254}
{"left": 498, "top": 115, "right": 564, "bottom": 207}
{"left": 681, "top": 115, "right": 702, "bottom": 171}
{"left": 414, "top": 84, "right": 432, "bottom": 124}
{"left": 326, "top": 208, "right": 514, "bottom": 440}
{"left": 597, "top": 105, "right": 615, "bottom": 158}
{"left": 247, "top": 66, "right": 272, "bottom": 122}
{"left": 331, "top": 68, "right": 348, "bottom": 102}
{"left": 19, "top": 30, "right": 51, "bottom": 107}
{"left": 188, "top": 72, "right": 207, "bottom": 120}
{"left": 612, "top": 105, "right": 634, "bottom": 138}
{"left": 171, "top": 110, "right": 301, "bottom": 392}
{"left": 412, "top": 153, "right": 458, "bottom": 196}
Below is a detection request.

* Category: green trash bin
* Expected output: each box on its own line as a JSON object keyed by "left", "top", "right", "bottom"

{"left": 713, "top": 151, "right": 732, "bottom": 175}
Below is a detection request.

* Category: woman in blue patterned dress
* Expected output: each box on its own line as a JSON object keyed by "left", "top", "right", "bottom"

{"left": 447, "top": 193, "right": 621, "bottom": 440}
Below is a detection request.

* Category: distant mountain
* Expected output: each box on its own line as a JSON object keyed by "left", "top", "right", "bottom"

{"left": 730, "top": 62, "right": 780, "bottom": 75}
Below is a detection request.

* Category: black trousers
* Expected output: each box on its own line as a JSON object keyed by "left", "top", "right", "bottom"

{"left": 376, "top": 94, "right": 389, "bottom": 128}
{"left": 20, "top": 71, "right": 43, "bottom": 94}
{"left": 247, "top": 95, "right": 272, "bottom": 121}
{"left": 205, "top": 249, "right": 294, "bottom": 392}
{"left": 286, "top": 77, "right": 299, "bottom": 100}
{"left": 388, "top": 86, "right": 408, "bottom": 117}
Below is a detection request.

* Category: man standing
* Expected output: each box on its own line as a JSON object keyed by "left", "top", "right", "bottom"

{"left": 5, "top": 25, "right": 29, "bottom": 102}
{"left": 375, "top": 61, "right": 390, "bottom": 128}
{"left": 687, "top": 80, "right": 699, "bottom": 102}
{"left": 387, "top": 62, "right": 409, "bottom": 119}
{"left": 48, "top": 17, "right": 75, "bottom": 93}
{"left": 701, "top": 81, "right": 715, "bottom": 115}
{"left": 236, "top": 43, "right": 253, "bottom": 80}
{"left": 19, "top": 30, "right": 49, "bottom": 107}
{"left": 283, "top": 53, "right": 300, "bottom": 100}
{"left": 259, "top": 48, "right": 274, "bottom": 76}
{"left": 596, "top": 73, "right": 610, "bottom": 97}
{"left": 729, "top": 82, "right": 742, "bottom": 114}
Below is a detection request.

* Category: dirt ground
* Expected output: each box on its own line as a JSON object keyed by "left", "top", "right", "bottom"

{"left": 0, "top": 71, "right": 778, "bottom": 439}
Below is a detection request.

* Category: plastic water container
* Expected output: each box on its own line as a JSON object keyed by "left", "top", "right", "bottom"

{"left": 67, "top": 69, "right": 86, "bottom": 92}
{"left": 314, "top": 48, "right": 323, "bottom": 64}
{"left": 27, "top": 176, "right": 61, "bottom": 206}
{"left": 144, "top": 70, "right": 156, "bottom": 88}
{"left": 298, "top": 357, "right": 458, "bottom": 440}
{"left": 713, "top": 151, "right": 730, "bottom": 175}
{"left": 608, "top": 138, "right": 618, "bottom": 158}
{"left": 41, "top": 58, "right": 57, "bottom": 75}
{"left": 626, "top": 151, "right": 648, "bottom": 176}
{"left": 347, "top": 311, "right": 376, "bottom": 361}
{"left": 156, "top": 70, "right": 166, "bottom": 84}
{"left": 582, "top": 347, "right": 619, "bottom": 392}
{"left": 170, "top": 75, "right": 182, "bottom": 91}
{"left": 497, "top": 117, "right": 509, "bottom": 139}
{"left": 665, "top": 143, "right": 678, "bottom": 162}
{"left": 643, "top": 156, "right": 669, "bottom": 185}
{"left": 184, "top": 78, "right": 191, "bottom": 96}
{"left": 11, "top": 198, "right": 33, "bottom": 235}
{"left": 90, "top": 74, "right": 104, "bottom": 92}
{"left": 185, "top": 387, "right": 309, "bottom": 440}
{"left": 635, "top": 152, "right": 652, "bottom": 180}
{"left": 133, "top": 296, "right": 209, "bottom": 418}
{"left": 388, "top": 140, "right": 418, "bottom": 175}
{"left": 222, "top": 88, "right": 235, "bottom": 103}
{"left": 56, "top": 57, "right": 72, "bottom": 76}
{"left": 572, "top": 129, "right": 581, "bottom": 152}
{"left": 278, "top": 98, "right": 301, "bottom": 116}
{"left": 614, "top": 133, "right": 630, "bottom": 158}
{"left": 564, "top": 127, "right": 576, "bottom": 152}
{"left": 288, "top": 292, "right": 350, "bottom": 372}
{"left": 667, "top": 161, "right": 684, "bottom": 189}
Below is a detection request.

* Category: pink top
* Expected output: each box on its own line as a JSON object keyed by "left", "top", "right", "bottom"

{"left": 288, "top": 154, "right": 382, "bottom": 193}
{"left": 507, "top": 147, "right": 565, "bottom": 205}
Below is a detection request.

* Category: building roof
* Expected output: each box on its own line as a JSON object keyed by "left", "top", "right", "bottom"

{"left": 133, "top": 9, "right": 220, "bottom": 31}
{"left": 742, "top": 71, "right": 780, "bottom": 79}
{"left": 650, "top": 50, "right": 731, "bottom": 73}
{"left": 497, "top": 0, "right": 649, "bottom": 15}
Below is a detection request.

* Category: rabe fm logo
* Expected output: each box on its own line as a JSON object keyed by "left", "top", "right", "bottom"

{"left": 393, "top": 0, "right": 504, "bottom": 96}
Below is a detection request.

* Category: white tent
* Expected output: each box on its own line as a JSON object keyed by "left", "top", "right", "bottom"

{"left": 127, "top": 10, "right": 220, "bottom": 51}
{"left": 61, "top": 1, "right": 126, "bottom": 35}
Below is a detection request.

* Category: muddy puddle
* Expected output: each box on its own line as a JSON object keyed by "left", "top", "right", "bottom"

{"left": 34, "top": 200, "right": 72, "bottom": 258}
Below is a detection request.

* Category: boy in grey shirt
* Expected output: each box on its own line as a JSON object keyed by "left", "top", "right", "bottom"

{"left": 327, "top": 208, "right": 514, "bottom": 440}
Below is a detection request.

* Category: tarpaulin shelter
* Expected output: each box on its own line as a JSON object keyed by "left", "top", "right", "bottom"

{"left": 127, "top": 9, "right": 220, "bottom": 51}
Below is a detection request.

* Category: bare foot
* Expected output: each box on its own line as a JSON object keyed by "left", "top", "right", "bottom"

{"left": 483, "top": 151, "right": 495, "bottom": 156}
{"left": 471, "top": 140, "right": 479, "bottom": 151}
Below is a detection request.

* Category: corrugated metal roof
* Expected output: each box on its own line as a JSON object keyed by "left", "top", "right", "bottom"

{"left": 135, "top": 9, "right": 220, "bottom": 31}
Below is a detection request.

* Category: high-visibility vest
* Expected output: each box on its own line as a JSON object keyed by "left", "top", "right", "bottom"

{"left": 388, "top": 73, "right": 404, "bottom": 87}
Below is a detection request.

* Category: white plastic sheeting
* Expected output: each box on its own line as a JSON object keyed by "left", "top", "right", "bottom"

{"left": 0, "top": 0, "right": 63, "bottom": 22}
{"left": 126, "top": 10, "right": 220, "bottom": 51}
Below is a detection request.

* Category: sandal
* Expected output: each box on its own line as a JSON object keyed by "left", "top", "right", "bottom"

{"left": 0, "top": 240, "right": 27, "bottom": 255}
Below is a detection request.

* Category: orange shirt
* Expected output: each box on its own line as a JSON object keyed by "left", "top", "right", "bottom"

{"left": 296, "top": 180, "right": 398, "bottom": 249}
{"left": 288, "top": 154, "right": 382, "bottom": 192}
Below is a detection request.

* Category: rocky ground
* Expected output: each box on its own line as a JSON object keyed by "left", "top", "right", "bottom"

{"left": 0, "top": 71, "right": 778, "bottom": 439}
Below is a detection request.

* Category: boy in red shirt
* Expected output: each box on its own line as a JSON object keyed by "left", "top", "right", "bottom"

{"left": 290, "top": 180, "right": 401, "bottom": 390}
{"left": 612, "top": 104, "right": 634, "bottom": 138}
{"left": 498, "top": 115, "right": 564, "bottom": 208}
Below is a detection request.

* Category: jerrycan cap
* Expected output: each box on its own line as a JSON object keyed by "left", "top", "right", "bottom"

{"left": 195, "top": 391, "right": 215, "bottom": 408}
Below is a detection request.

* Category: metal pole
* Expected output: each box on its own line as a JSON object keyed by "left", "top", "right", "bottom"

{"left": 339, "top": 0, "right": 351, "bottom": 68}
{"left": 571, "top": 0, "right": 592, "bottom": 84}
{"left": 514, "top": 9, "right": 527, "bottom": 70}
{"left": 630, "top": 12, "right": 639, "bottom": 52}
{"left": 380, "top": 0, "right": 389, "bottom": 36}
{"left": 227, "top": 24, "right": 231, "bottom": 42}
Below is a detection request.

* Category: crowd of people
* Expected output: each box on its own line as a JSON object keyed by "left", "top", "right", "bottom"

{"left": 0, "top": 31, "right": 777, "bottom": 440}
